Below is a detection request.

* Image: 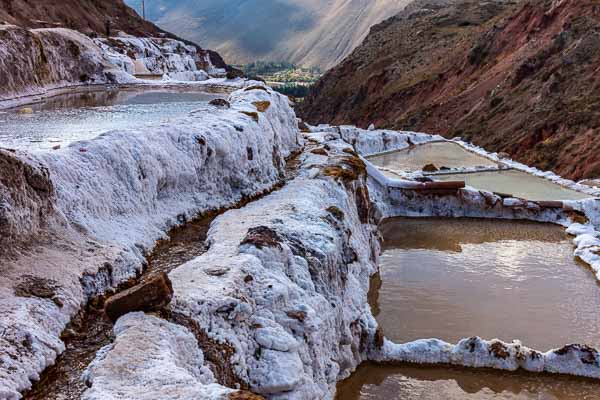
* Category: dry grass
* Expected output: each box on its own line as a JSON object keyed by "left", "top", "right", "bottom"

{"left": 342, "top": 148, "right": 359, "bottom": 157}
{"left": 240, "top": 111, "right": 259, "bottom": 122}
{"left": 323, "top": 154, "right": 367, "bottom": 183}
{"left": 326, "top": 205, "right": 345, "bottom": 221}
{"left": 311, "top": 148, "right": 328, "bottom": 156}
{"left": 252, "top": 101, "right": 271, "bottom": 112}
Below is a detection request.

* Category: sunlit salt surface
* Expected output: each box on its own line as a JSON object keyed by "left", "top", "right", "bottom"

{"left": 367, "top": 142, "right": 498, "bottom": 172}
{"left": 435, "top": 169, "right": 592, "bottom": 201}
{"left": 337, "top": 363, "right": 600, "bottom": 400}
{"left": 375, "top": 217, "right": 600, "bottom": 351}
{"left": 0, "top": 89, "right": 222, "bottom": 151}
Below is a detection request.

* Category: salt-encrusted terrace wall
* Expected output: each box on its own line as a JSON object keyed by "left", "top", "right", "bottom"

{"left": 94, "top": 36, "right": 226, "bottom": 81}
{"left": 307, "top": 124, "right": 443, "bottom": 156}
{"left": 0, "top": 86, "right": 300, "bottom": 399}
{"left": 82, "top": 129, "right": 600, "bottom": 400}
{"left": 0, "top": 25, "right": 227, "bottom": 108}
{"left": 83, "top": 138, "right": 383, "bottom": 399}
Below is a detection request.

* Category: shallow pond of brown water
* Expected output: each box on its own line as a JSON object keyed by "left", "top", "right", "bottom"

{"left": 339, "top": 217, "right": 600, "bottom": 399}
{"left": 337, "top": 363, "right": 600, "bottom": 400}
{"left": 367, "top": 142, "right": 498, "bottom": 172}
{"left": 435, "top": 169, "right": 592, "bottom": 201}
{"left": 375, "top": 217, "right": 600, "bottom": 350}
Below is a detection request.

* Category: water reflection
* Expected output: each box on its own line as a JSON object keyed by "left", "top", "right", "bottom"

{"left": 435, "top": 169, "right": 592, "bottom": 201}
{"left": 337, "top": 363, "right": 600, "bottom": 400}
{"left": 0, "top": 89, "right": 223, "bottom": 151}
{"left": 340, "top": 218, "right": 600, "bottom": 399}
{"left": 375, "top": 218, "right": 600, "bottom": 350}
{"left": 367, "top": 142, "right": 497, "bottom": 173}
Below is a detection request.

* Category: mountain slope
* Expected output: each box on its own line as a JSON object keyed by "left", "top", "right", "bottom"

{"left": 299, "top": 0, "right": 600, "bottom": 180}
{"left": 0, "top": 0, "right": 227, "bottom": 68}
{"left": 124, "top": 0, "right": 411, "bottom": 69}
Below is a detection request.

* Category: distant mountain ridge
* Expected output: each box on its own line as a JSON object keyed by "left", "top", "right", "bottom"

{"left": 300, "top": 0, "right": 600, "bottom": 180}
{"left": 124, "top": 0, "right": 410, "bottom": 69}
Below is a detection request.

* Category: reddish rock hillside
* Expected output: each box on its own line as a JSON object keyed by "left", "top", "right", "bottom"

{"left": 0, "top": 0, "right": 227, "bottom": 68}
{"left": 300, "top": 0, "right": 600, "bottom": 180}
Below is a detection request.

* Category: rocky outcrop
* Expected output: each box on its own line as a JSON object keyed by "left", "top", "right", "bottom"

{"left": 0, "top": 25, "right": 113, "bottom": 101}
{"left": 0, "top": 0, "right": 163, "bottom": 38}
{"left": 104, "top": 272, "right": 174, "bottom": 322}
{"left": 300, "top": 0, "right": 600, "bottom": 180}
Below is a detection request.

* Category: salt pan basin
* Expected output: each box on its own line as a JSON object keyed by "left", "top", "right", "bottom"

{"left": 435, "top": 169, "right": 592, "bottom": 201}
{"left": 337, "top": 363, "right": 600, "bottom": 400}
{"left": 339, "top": 217, "right": 600, "bottom": 399}
{"left": 375, "top": 217, "right": 600, "bottom": 351}
{"left": 0, "top": 89, "right": 222, "bottom": 151}
{"left": 367, "top": 141, "right": 498, "bottom": 172}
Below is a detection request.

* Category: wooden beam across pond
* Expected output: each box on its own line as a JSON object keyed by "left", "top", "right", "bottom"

{"left": 412, "top": 181, "right": 466, "bottom": 191}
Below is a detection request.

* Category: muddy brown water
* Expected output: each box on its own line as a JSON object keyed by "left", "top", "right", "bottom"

{"left": 337, "top": 363, "right": 600, "bottom": 400}
{"left": 367, "top": 142, "right": 498, "bottom": 172}
{"left": 22, "top": 214, "right": 215, "bottom": 400}
{"left": 435, "top": 169, "right": 593, "bottom": 201}
{"left": 367, "top": 142, "right": 593, "bottom": 201}
{"left": 338, "top": 217, "right": 600, "bottom": 399}
{"left": 375, "top": 218, "right": 600, "bottom": 349}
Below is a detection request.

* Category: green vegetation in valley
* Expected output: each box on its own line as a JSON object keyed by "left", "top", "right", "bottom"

{"left": 273, "top": 84, "right": 311, "bottom": 98}
{"left": 238, "top": 61, "right": 321, "bottom": 99}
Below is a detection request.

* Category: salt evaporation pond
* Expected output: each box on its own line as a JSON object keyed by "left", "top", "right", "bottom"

{"left": 339, "top": 217, "right": 600, "bottom": 399}
{"left": 337, "top": 363, "right": 600, "bottom": 400}
{"left": 377, "top": 217, "right": 600, "bottom": 350}
{"left": 368, "top": 142, "right": 593, "bottom": 201}
{"left": 367, "top": 141, "right": 498, "bottom": 172}
{"left": 435, "top": 169, "right": 592, "bottom": 201}
{"left": 0, "top": 89, "right": 222, "bottom": 151}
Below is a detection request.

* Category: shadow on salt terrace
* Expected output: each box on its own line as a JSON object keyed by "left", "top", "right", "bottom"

{"left": 0, "top": 88, "right": 225, "bottom": 151}
{"left": 367, "top": 141, "right": 596, "bottom": 202}
{"left": 22, "top": 212, "right": 217, "bottom": 400}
